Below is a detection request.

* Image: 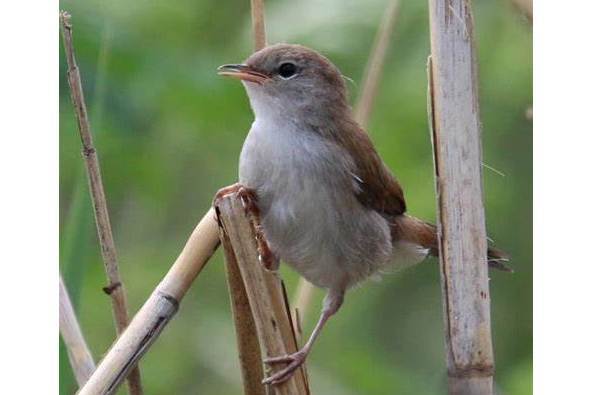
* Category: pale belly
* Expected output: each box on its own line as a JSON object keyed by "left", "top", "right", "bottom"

{"left": 238, "top": 122, "right": 393, "bottom": 290}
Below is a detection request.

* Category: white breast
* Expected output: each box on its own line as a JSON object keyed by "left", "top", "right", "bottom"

{"left": 238, "top": 115, "right": 393, "bottom": 290}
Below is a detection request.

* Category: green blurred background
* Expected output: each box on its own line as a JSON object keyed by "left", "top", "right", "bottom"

{"left": 59, "top": 0, "right": 532, "bottom": 394}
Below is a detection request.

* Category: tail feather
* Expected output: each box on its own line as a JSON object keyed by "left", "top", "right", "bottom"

{"left": 391, "top": 214, "right": 512, "bottom": 272}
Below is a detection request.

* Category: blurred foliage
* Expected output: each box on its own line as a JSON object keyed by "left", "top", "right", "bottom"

{"left": 59, "top": 0, "right": 532, "bottom": 394}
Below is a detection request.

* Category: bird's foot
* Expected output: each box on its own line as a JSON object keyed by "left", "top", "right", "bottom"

{"left": 263, "top": 349, "right": 308, "bottom": 385}
{"left": 213, "top": 183, "right": 257, "bottom": 211}
{"left": 213, "top": 183, "right": 278, "bottom": 271}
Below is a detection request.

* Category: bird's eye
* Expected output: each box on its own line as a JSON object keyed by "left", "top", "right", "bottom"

{"left": 278, "top": 62, "right": 297, "bottom": 79}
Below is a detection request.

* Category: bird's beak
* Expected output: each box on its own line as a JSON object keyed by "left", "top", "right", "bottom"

{"left": 217, "top": 64, "right": 269, "bottom": 85}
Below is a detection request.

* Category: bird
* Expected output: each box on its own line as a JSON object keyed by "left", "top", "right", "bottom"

{"left": 215, "top": 43, "right": 509, "bottom": 386}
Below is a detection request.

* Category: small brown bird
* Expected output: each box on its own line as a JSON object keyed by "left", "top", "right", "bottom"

{"left": 216, "top": 44, "right": 509, "bottom": 385}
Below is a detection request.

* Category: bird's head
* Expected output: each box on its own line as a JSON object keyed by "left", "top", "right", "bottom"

{"left": 218, "top": 44, "right": 350, "bottom": 123}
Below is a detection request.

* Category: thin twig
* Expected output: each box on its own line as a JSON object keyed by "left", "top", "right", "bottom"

{"left": 60, "top": 20, "right": 112, "bottom": 317}
{"left": 216, "top": 195, "right": 310, "bottom": 395}
{"left": 78, "top": 209, "right": 220, "bottom": 395}
{"left": 59, "top": 11, "right": 144, "bottom": 395}
{"left": 427, "top": 0, "right": 495, "bottom": 393}
{"left": 355, "top": 0, "right": 401, "bottom": 128}
{"left": 60, "top": 274, "right": 96, "bottom": 387}
{"left": 251, "top": 0, "right": 267, "bottom": 51}
{"left": 292, "top": 0, "right": 401, "bottom": 336}
{"left": 482, "top": 162, "right": 506, "bottom": 177}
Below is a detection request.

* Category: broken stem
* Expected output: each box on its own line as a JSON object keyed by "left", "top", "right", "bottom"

{"left": 216, "top": 194, "right": 310, "bottom": 395}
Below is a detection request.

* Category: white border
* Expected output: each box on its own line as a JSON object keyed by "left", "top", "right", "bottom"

{"left": 0, "top": 2, "right": 59, "bottom": 393}
{"left": 535, "top": 0, "right": 593, "bottom": 393}
{"left": 1, "top": 1, "right": 592, "bottom": 393}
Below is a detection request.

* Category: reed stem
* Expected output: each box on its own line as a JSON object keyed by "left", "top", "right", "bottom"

{"left": 59, "top": 11, "right": 144, "bottom": 395}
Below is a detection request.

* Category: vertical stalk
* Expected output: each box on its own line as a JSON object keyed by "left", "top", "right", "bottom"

{"left": 250, "top": 0, "right": 267, "bottom": 51}
{"left": 59, "top": 11, "right": 143, "bottom": 395}
{"left": 221, "top": 230, "right": 266, "bottom": 395}
{"left": 61, "top": 23, "right": 112, "bottom": 391}
{"left": 426, "top": 1, "right": 495, "bottom": 394}
{"left": 216, "top": 195, "right": 310, "bottom": 395}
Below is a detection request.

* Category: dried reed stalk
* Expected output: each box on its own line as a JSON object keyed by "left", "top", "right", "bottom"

{"left": 292, "top": 0, "right": 401, "bottom": 337}
{"left": 427, "top": 0, "right": 495, "bottom": 393}
{"left": 59, "top": 11, "right": 144, "bottom": 395}
{"left": 77, "top": 209, "right": 219, "bottom": 394}
{"left": 251, "top": 0, "right": 267, "bottom": 51}
{"left": 221, "top": 230, "right": 266, "bottom": 395}
{"left": 355, "top": 0, "right": 401, "bottom": 127}
{"left": 216, "top": 194, "right": 310, "bottom": 395}
{"left": 60, "top": 274, "right": 96, "bottom": 387}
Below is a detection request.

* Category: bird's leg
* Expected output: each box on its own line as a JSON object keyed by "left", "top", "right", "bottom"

{"left": 214, "top": 183, "right": 278, "bottom": 271}
{"left": 263, "top": 287, "right": 345, "bottom": 385}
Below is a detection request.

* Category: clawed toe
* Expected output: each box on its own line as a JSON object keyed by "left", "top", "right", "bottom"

{"left": 214, "top": 183, "right": 255, "bottom": 205}
{"left": 236, "top": 187, "right": 254, "bottom": 208}
{"left": 262, "top": 351, "right": 307, "bottom": 385}
{"left": 213, "top": 183, "right": 242, "bottom": 206}
{"left": 264, "top": 354, "right": 295, "bottom": 364}
{"left": 213, "top": 183, "right": 260, "bottom": 220}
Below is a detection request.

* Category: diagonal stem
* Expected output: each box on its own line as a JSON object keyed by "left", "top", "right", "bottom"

{"left": 60, "top": 274, "right": 96, "bottom": 387}
{"left": 355, "top": 0, "right": 401, "bottom": 128}
{"left": 78, "top": 209, "right": 220, "bottom": 395}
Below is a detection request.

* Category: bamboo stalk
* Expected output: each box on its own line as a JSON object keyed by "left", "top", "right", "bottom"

{"left": 60, "top": 274, "right": 96, "bottom": 387}
{"left": 292, "top": 0, "right": 401, "bottom": 336}
{"left": 250, "top": 0, "right": 267, "bottom": 51}
{"left": 221, "top": 230, "right": 266, "bottom": 395}
{"left": 427, "top": 1, "right": 495, "bottom": 394}
{"left": 216, "top": 195, "right": 310, "bottom": 395}
{"left": 355, "top": 0, "right": 401, "bottom": 127}
{"left": 77, "top": 209, "right": 220, "bottom": 395}
{"left": 59, "top": 11, "right": 144, "bottom": 395}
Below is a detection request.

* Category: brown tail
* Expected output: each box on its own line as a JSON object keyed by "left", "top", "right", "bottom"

{"left": 391, "top": 214, "right": 512, "bottom": 272}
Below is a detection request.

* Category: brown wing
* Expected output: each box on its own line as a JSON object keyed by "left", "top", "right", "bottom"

{"left": 335, "top": 122, "right": 406, "bottom": 217}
